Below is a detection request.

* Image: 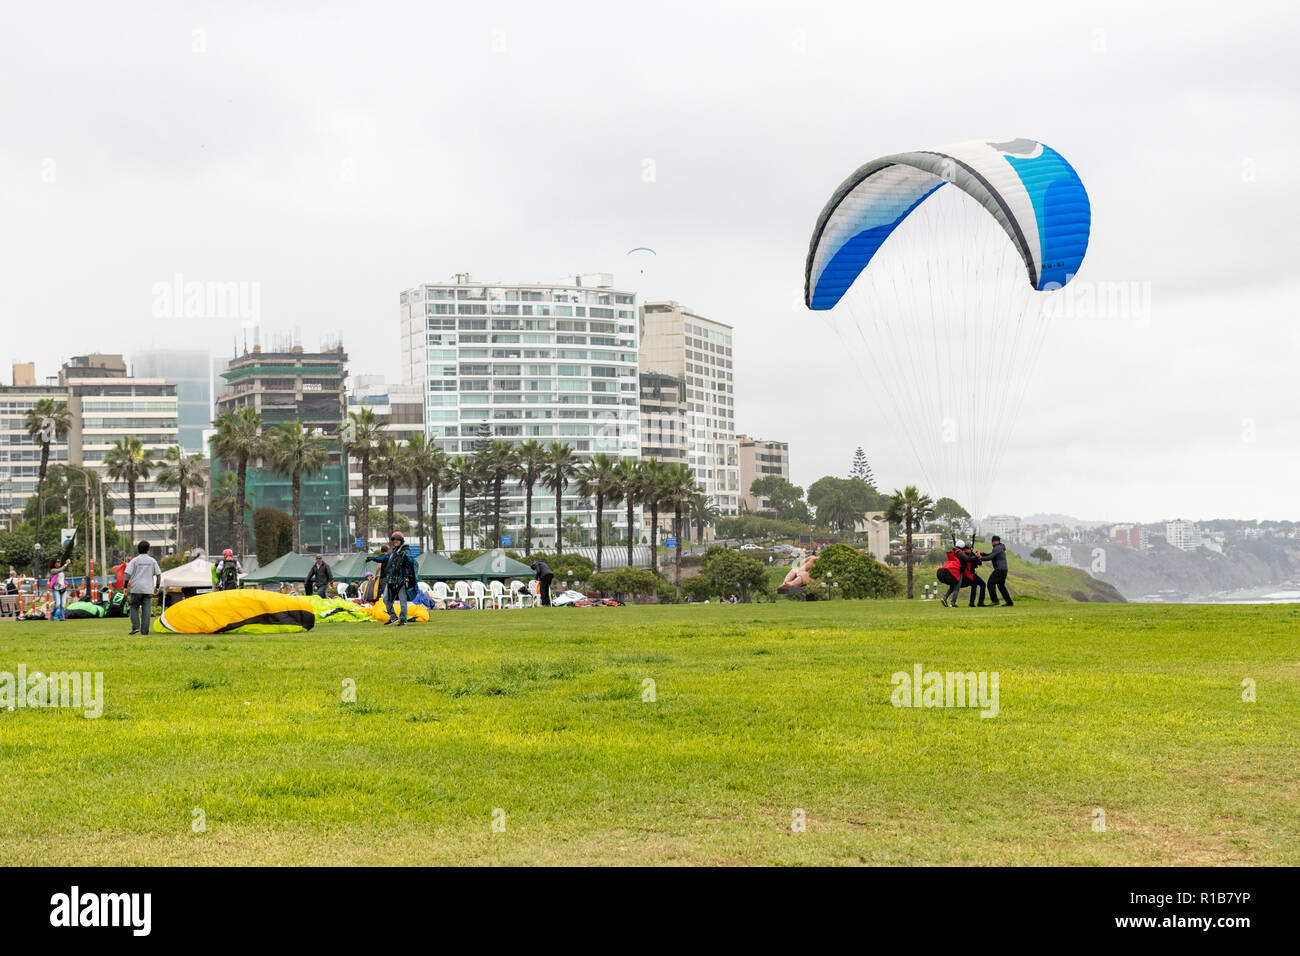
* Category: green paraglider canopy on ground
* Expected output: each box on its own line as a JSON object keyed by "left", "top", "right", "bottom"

{"left": 240, "top": 552, "right": 318, "bottom": 584}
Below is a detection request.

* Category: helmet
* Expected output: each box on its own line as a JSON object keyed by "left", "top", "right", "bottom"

{"left": 954, "top": 539, "right": 966, "bottom": 549}
{"left": 390, "top": 531, "right": 405, "bottom": 543}
{"left": 222, "top": 549, "right": 234, "bottom": 558}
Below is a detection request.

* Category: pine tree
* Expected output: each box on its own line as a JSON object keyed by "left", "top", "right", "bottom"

{"left": 849, "top": 446, "right": 875, "bottom": 487}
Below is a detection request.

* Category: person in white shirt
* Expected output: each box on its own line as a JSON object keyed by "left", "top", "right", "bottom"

{"left": 124, "top": 540, "right": 162, "bottom": 635}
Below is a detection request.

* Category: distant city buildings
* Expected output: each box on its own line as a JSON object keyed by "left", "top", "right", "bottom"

{"left": 737, "top": 435, "right": 789, "bottom": 512}
{"left": 398, "top": 274, "right": 642, "bottom": 551}
{"left": 347, "top": 374, "right": 424, "bottom": 535}
{"left": 1046, "top": 544, "right": 1074, "bottom": 566}
{"left": 0, "top": 367, "right": 69, "bottom": 525}
{"left": 62, "top": 356, "right": 180, "bottom": 551}
{"left": 980, "top": 514, "right": 1022, "bottom": 543}
{"left": 1165, "top": 519, "right": 1200, "bottom": 551}
{"left": 214, "top": 341, "right": 350, "bottom": 551}
{"left": 638, "top": 372, "right": 688, "bottom": 468}
{"left": 639, "top": 301, "right": 738, "bottom": 515}
{"left": 1109, "top": 523, "right": 1149, "bottom": 550}
{"left": 130, "top": 349, "right": 214, "bottom": 454}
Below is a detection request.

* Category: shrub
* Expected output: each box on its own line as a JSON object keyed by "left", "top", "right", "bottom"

{"left": 587, "top": 568, "right": 672, "bottom": 602}
{"left": 810, "top": 543, "right": 901, "bottom": 599}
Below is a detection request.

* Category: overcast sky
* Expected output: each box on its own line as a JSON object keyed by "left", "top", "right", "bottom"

{"left": 2, "top": 0, "right": 1296, "bottom": 522}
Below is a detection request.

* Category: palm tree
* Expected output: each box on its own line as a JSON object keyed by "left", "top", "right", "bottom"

{"left": 343, "top": 407, "right": 384, "bottom": 547}
{"left": 209, "top": 471, "right": 243, "bottom": 545}
{"left": 155, "top": 447, "right": 207, "bottom": 554}
{"left": 513, "top": 440, "right": 548, "bottom": 557}
{"left": 401, "top": 433, "right": 445, "bottom": 554}
{"left": 447, "top": 455, "right": 477, "bottom": 551}
{"left": 478, "top": 440, "right": 517, "bottom": 549}
{"left": 212, "top": 407, "right": 264, "bottom": 556}
{"left": 688, "top": 490, "right": 721, "bottom": 544}
{"left": 576, "top": 453, "right": 619, "bottom": 572}
{"left": 637, "top": 459, "right": 667, "bottom": 575}
{"left": 542, "top": 442, "right": 578, "bottom": 553}
{"left": 613, "top": 458, "right": 640, "bottom": 567}
{"left": 268, "top": 422, "right": 329, "bottom": 552}
{"left": 24, "top": 398, "right": 70, "bottom": 536}
{"left": 886, "top": 485, "right": 936, "bottom": 599}
{"left": 662, "top": 464, "right": 698, "bottom": 597}
{"left": 370, "top": 437, "right": 403, "bottom": 540}
{"left": 104, "top": 436, "right": 154, "bottom": 546}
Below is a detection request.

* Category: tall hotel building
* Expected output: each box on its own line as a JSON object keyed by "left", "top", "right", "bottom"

{"left": 399, "top": 274, "right": 641, "bottom": 550}
{"left": 638, "top": 301, "right": 739, "bottom": 515}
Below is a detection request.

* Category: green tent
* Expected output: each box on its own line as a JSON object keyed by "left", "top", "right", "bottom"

{"left": 240, "top": 552, "right": 318, "bottom": 584}
{"left": 331, "top": 552, "right": 380, "bottom": 582}
{"left": 416, "top": 552, "right": 480, "bottom": 581}
{"left": 458, "top": 550, "right": 535, "bottom": 581}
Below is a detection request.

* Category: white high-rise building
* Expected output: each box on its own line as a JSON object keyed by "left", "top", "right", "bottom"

{"left": 1165, "top": 519, "right": 1200, "bottom": 551}
{"left": 0, "top": 375, "right": 70, "bottom": 524}
{"left": 638, "top": 301, "right": 739, "bottom": 515}
{"left": 398, "top": 274, "right": 641, "bottom": 551}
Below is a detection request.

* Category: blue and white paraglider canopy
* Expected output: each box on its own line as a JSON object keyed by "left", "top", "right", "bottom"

{"left": 805, "top": 138, "right": 1090, "bottom": 309}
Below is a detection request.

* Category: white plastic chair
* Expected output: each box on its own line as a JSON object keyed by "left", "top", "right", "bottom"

{"left": 453, "top": 581, "right": 475, "bottom": 607}
{"left": 468, "top": 580, "right": 488, "bottom": 610}
{"left": 509, "top": 580, "right": 533, "bottom": 608}
{"left": 432, "top": 582, "right": 451, "bottom": 603}
{"left": 488, "top": 580, "right": 507, "bottom": 609}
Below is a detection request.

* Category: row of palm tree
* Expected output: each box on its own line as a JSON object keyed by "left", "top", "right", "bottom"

{"left": 336, "top": 408, "right": 712, "bottom": 574}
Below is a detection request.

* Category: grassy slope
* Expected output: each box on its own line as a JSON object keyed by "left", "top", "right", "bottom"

{"left": 0, "top": 600, "right": 1295, "bottom": 865}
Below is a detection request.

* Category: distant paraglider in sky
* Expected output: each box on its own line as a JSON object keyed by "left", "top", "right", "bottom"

{"left": 626, "top": 247, "right": 656, "bottom": 274}
{"left": 804, "top": 138, "right": 1091, "bottom": 516}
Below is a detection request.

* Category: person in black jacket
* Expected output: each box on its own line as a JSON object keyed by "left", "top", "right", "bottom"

{"left": 530, "top": 559, "right": 554, "bottom": 607}
{"left": 304, "top": 555, "right": 333, "bottom": 598}
{"left": 369, "top": 532, "right": 417, "bottom": 624}
{"left": 958, "top": 542, "right": 988, "bottom": 607}
{"left": 979, "top": 536, "right": 1013, "bottom": 606}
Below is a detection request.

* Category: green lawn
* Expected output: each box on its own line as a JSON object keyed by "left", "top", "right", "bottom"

{"left": 0, "top": 600, "right": 1295, "bottom": 865}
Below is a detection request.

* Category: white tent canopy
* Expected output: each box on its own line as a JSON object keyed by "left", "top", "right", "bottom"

{"left": 160, "top": 557, "right": 218, "bottom": 589}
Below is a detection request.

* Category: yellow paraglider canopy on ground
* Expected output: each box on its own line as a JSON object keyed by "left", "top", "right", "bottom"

{"left": 367, "top": 602, "right": 430, "bottom": 623}
{"left": 154, "top": 590, "right": 316, "bottom": 634}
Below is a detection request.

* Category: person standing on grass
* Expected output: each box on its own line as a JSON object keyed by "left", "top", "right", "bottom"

{"left": 369, "top": 531, "right": 416, "bottom": 625}
{"left": 48, "top": 560, "right": 70, "bottom": 621}
{"left": 958, "top": 540, "right": 988, "bottom": 607}
{"left": 531, "top": 558, "right": 554, "bottom": 607}
{"left": 936, "top": 545, "right": 963, "bottom": 607}
{"left": 304, "top": 555, "right": 333, "bottom": 598}
{"left": 980, "top": 535, "right": 1014, "bottom": 607}
{"left": 124, "top": 540, "right": 161, "bottom": 635}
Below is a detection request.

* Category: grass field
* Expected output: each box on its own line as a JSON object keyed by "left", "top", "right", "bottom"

{"left": 0, "top": 600, "right": 1295, "bottom": 865}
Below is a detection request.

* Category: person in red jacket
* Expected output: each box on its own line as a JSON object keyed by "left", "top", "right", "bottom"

{"left": 936, "top": 545, "right": 963, "bottom": 607}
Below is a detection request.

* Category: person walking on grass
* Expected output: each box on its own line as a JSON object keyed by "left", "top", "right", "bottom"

{"left": 980, "top": 535, "right": 1013, "bottom": 606}
{"left": 124, "top": 540, "right": 161, "bottom": 635}
{"left": 304, "top": 554, "right": 333, "bottom": 598}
